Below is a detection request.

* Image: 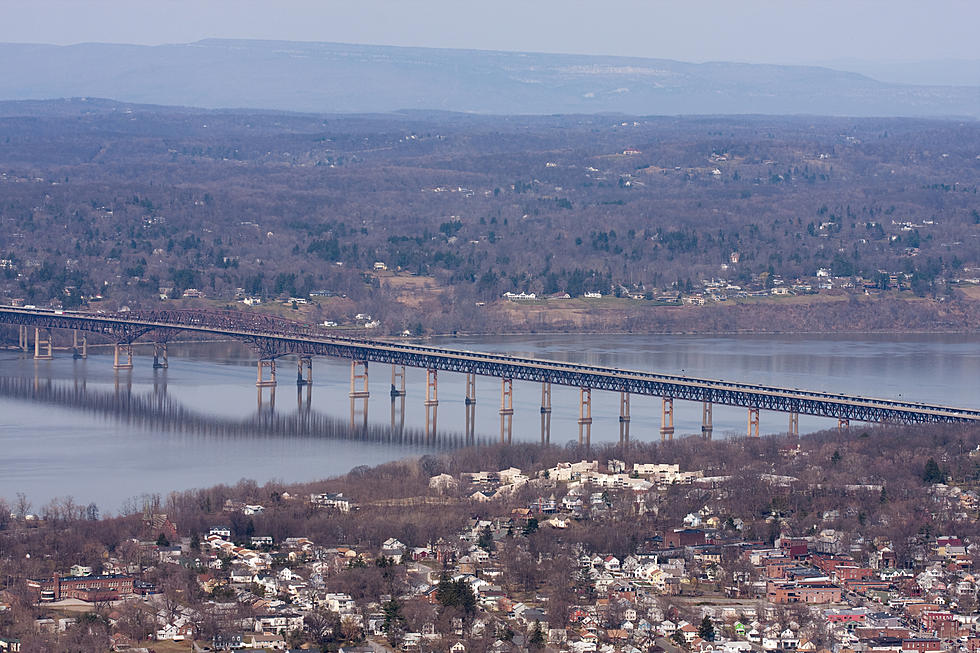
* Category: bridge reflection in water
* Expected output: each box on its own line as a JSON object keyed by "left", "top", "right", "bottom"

{"left": 0, "top": 371, "right": 480, "bottom": 450}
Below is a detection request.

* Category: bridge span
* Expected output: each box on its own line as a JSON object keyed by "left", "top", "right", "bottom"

{"left": 2, "top": 305, "right": 978, "bottom": 444}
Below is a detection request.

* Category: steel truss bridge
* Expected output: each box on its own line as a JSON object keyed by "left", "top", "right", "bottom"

{"left": 2, "top": 305, "right": 979, "bottom": 427}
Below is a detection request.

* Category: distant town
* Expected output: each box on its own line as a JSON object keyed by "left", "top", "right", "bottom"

{"left": 1, "top": 424, "right": 979, "bottom": 653}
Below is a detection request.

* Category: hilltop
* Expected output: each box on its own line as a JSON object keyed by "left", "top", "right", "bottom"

{"left": 0, "top": 39, "right": 979, "bottom": 117}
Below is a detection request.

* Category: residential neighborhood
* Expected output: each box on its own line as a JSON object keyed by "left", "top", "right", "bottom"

{"left": 1, "top": 426, "right": 980, "bottom": 653}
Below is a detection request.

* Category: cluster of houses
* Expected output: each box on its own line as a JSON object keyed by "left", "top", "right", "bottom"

{"left": 7, "top": 455, "right": 980, "bottom": 653}
{"left": 499, "top": 264, "right": 930, "bottom": 309}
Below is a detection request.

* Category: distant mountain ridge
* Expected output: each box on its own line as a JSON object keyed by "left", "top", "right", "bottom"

{"left": 0, "top": 38, "right": 978, "bottom": 117}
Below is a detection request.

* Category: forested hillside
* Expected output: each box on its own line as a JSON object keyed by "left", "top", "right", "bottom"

{"left": 0, "top": 100, "right": 978, "bottom": 334}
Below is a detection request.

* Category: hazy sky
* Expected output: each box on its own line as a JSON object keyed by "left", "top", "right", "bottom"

{"left": 3, "top": 0, "right": 979, "bottom": 64}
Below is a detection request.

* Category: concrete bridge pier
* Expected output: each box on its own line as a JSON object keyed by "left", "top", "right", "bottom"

{"left": 425, "top": 369, "right": 439, "bottom": 440}
{"left": 18, "top": 325, "right": 29, "bottom": 353}
{"left": 500, "top": 378, "right": 514, "bottom": 444}
{"left": 72, "top": 330, "right": 87, "bottom": 359}
{"left": 789, "top": 411, "right": 799, "bottom": 437}
{"left": 34, "top": 328, "right": 53, "bottom": 360}
{"left": 112, "top": 342, "right": 133, "bottom": 370}
{"left": 578, "top": 387, "right": 592, "bottom": 448}
{"left": 153, "top": 342, "right": 168, "bottom": 369}
{"left": 390, "top": 365, "right": 406, "bottom": 397}
{"left": 296, "top": 356, "right": 312, "bottom": 386}
{"left": 838, "top": 417, "right": 850, "bottom": 433}
{"left": 701, "top": 401, "right": 713, "bottom": 439}
{"left": 748, "top": 407, "right": 760, "bottom": 438}
{"left": 660, "top": 397, "right": 675, "bottom": 441}
{"left": 619, "top": 391, "right": 631, "bottom": 445}
{"left": 349, "top": 360, "right": 369, "bottom": 398}
{"left": 465, "top": 373, "right": 476, "bottom": 405}
{"left": 256, "top": 359, "right": 276, "bottom": 387}
{"left": 464, "top": 373, "right": 476, "bottom": 442}
{"left": 540, "top": 382, "right": 552, "bottom": 445}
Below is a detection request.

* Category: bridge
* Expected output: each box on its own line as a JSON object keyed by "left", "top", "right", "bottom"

{"left": 2, "top": 305, "right": 979, "bottom": 444}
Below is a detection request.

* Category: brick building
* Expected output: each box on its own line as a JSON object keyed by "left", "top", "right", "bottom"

{"left": 664, "top": 528, "right": 706, "bottom": 548}
{"left": 27, "top": 573, "right": 135, "bottom": 601}
{"left": 766, "top": 581, "right": 842, "bottom": 604}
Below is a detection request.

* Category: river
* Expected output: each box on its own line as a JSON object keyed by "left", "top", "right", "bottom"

{"left": 0, "top": 333, "right": 976, "bottom": 513}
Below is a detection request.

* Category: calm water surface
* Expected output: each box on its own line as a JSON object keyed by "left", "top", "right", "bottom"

{"left": 0, "top": 333, "right": 976, "bottom": 512}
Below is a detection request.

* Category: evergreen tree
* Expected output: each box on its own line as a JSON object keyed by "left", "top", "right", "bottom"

{"left": 381, "top": 599, "right": 406, "bottom": 646}
{"left": 923, "top": 458, "right": 946, "bottom": 484}
{"left": 529, "top": 621, "right": 545, "bottom": 649}
{"left": 698, "top": 616, "right": 716, "bottom": 641}
{"left": 477, "top": 525, "right": 495, "bottom": 552}
{"left": 436, "top": 574, "right": 477, "bottom": 617}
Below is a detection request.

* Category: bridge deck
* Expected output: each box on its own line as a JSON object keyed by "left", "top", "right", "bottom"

{"left": 2, "top": 305, "right": 978, "bottom": 425}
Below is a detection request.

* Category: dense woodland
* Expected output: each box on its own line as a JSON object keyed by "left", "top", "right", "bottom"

{"left": 0, "top": 100, "right": 978, "bottom": 334}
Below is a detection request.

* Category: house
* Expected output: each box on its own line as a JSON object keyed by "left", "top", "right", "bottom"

{"left": 212, "top": 633, "right": 243, "bottom": 650}
{"left": 430, "top": 474, "right": 458, "bottom": 492}
{"left": 156, "top": 620, "right": 195, "bottom": 641}
{"left": 157, "top": 545, "right": 182, "bottom": 563}
{"left": 310, "top": 492, "right": 352, "bottom": 512}
{"left": 603, "top": 556, "right": 621, "bottom": 573}
{"left": 382, "top": 538, "right": 407, "bottom": 563}
{"left": 530, "top": 496, "right": 557, "bottom": 513}
{"left": 0, "top": 637, "right": 21, "bottom": 652}
{"left": 246, "top": 632, "right": 286, "bottom": 649}
{"left": 323, "top": 593, "right": 356, "bottom": 613}
{"left": 254, "top": 612, "right": 304, "bottom": 635}
{"left": 679, "top": 623, "right": 698, "bottom": 643}
{"left": 229, "top": 565, "right": 253, "bottom": 584}
{"left": 498, "top": 467, "right": 526, "bottom": 484}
